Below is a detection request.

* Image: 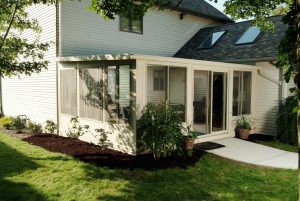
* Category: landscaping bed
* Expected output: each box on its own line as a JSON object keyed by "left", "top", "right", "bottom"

{"left": 23, "top": 134, "right": 205, "bottom": 169}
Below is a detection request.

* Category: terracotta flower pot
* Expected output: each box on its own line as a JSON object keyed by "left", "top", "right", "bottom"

{"left": 183, "top": 137, "right": 195, "bottom": 150}
{"left": 238, "top": 129, "right": 250, "bottom": 140}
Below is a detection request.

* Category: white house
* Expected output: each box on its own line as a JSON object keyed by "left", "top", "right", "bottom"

{"left": 2, "top": 0, "right": 291, "bottom": 154}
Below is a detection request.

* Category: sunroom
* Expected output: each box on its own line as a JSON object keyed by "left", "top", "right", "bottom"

{"left": 58, "top": 54, "right": 258, "bottom": 155}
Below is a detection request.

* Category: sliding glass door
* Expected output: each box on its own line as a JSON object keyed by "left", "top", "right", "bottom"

{"left": 194, "top": 71, "right": 227, "bottom": 135}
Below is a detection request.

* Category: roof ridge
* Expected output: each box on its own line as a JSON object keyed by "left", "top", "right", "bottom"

{"left": 199, "top": 15, "right": 284, "bottom": 31}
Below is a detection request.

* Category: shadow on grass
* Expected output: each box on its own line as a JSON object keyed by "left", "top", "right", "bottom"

{"left": 79, "top": 150, "right": 218, "bottom": 201}
{"left": 0, "top": 141, "right": 48, "bottom": 201}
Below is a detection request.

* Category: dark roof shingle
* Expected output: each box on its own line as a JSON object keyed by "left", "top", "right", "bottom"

{"left": 174, "top": 16, "right": 287, "bottom": 63}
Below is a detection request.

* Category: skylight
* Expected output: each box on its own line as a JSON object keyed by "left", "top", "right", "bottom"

{"left": 198, "top": 31, "right": 226, "bottom": 49}
{"left": 235, "top": 26, "right": 261, "bottom": 45}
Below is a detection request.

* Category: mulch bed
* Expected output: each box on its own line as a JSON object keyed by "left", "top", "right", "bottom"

{"left": 23, "top": 135, "right": 208, "bottom": 169}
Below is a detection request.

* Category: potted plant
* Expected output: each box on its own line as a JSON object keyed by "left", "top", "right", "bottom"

{"left": 235, "top": 116, "right": 252, "bottom": 140}
{"left": 183, "top": 124, "right": 197, "bottom": 150}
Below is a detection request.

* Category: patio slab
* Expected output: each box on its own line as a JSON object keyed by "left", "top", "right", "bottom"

{"left": 205, "top": 138, "right": 298, "bottom": 170}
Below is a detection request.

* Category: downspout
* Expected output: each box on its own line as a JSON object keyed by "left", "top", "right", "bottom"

{"left": 55, "top": 0, "right": 60, "bottom": 134}
{"left": 257, "top": 69, "right": 282, "bottom": 86}
{"left": 257, "top": 68, "right": 283, "bottom": 104}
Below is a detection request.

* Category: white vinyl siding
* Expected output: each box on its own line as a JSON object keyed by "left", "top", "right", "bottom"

{"left": 254, "top": 62, "right": 280, "bottom": 135}
{"left": 2, "top": 4, "right": 57, "bottom": 124}
{"left": 60, "top": 0, "right": 217, "bottom": 57}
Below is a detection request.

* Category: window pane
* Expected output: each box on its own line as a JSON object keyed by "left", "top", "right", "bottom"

{"left": 236, "top": 26, "right": 261, "bottom": 45}
{"left": 132, "top": 8, "right": 142, "bottom": 33}
{"left": 232, "top": 71, "right": 240, "bottom": 116}
{"left": 147, "top": 66, "right": 167, "bottom": 104}
{"left": 79, "top": 68, "right": 103, "bottom": 121}
{"left": 60, "top": 69, "right": 77, "bottom": 116}
{"left": 120, "top": 13, "right": 130, "bottom": 32}
{"left": 169, "top": 67, "right": 186, "bottom": 122}
{"left": 212, "top": 72, "right": 227, "bottom": 132}
{"left": 198, "top": 31, "right": 226, "bottom": 49}
{"left": 194, "top": 71, "right": 210, "bottom": 134}
{"left": 119, "top": 65, "right": 131, "bottom": 123}
{"left": 242, "top": 72, "right": 252, "bottom": 114}
{"left": 153, "top": 70, "right": 165, "bottom": 90}
{"left": 106, "top": 66, "right": 118, "bottom": 120}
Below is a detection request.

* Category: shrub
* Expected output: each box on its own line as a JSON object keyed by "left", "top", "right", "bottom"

{"left": 138, "top": 103, "right": 184, "bottom": 158}
{"left": 276, "top": 96, "right": 297, "bottom": 145}
{"left": 28, "top": 121, "right": 43, "bottom": 135}
{"left": 44, "top": 120, "right": 57, "bottom": 134}
{"left": 11, "top": 116, "right": 26, "bottom": 132}
{"left": 0, "top": 117, "right": 13, "bottom": 129}
{"left": 66, "top": 116, "right": 89, "bottom": 139}
{"left": 95, "top": 128, "right": 113, "bottom": 148}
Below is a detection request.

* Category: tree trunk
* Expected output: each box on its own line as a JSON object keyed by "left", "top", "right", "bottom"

{"left": 296, "top": 0, "right": 300, "bottom": 198}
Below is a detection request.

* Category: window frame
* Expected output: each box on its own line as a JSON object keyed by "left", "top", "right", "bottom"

{"left": 232, "top": 71, "right": 252, "bottom": 116}
{"left": 119, "top": 6, "right": 143, "bottom": 34}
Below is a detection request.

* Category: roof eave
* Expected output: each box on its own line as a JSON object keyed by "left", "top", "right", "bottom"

{"left": 170, "top": 7, "right": 234, "bottom": 23}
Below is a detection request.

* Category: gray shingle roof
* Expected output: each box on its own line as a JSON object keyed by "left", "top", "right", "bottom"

{"left": 174, "top": 16, "right": 287, "bottom": 63}
{"left": 162, "top": 0, "right": 233, "bottom": 23}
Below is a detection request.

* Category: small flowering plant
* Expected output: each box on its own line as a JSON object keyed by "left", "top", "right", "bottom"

{"left": 235, "top": 115, "right": 252, "bottom": 130}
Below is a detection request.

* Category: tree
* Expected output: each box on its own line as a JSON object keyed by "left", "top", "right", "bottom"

{"left": 0, "top": 0, "right": 57, "bottom": 116}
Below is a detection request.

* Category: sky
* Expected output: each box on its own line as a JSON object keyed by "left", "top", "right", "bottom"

{"left": 205, "top": 0, "right": 246, "bottom": 22}
{"left": 205, "top": 0, "right": 226, "bottom": 13}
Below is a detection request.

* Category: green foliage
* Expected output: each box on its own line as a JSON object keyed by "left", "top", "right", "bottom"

{"left": 44, "top": 120, "right": 57, "bottom": 134}
{"left": 11, "top": 116, "right": 26, "bottom": 132}
{"left": 0, "top": 0, "right": 58, "bottom": 77}
{"left": 28, "top": 121, "right": 42, "bottom": 135}
{"left": 94, "top": 128, "right": 113, "bottom": 148}
{"left": 0, "top": 116, "right": 13, "bottom": 129}
{"left": 235, "top": 116, "right": 252, "bottom": 130}
{"left": 184, "top": 124, "right": 197, "bottom": 139}
{"left": 275, "top": 3, "right": 298, "bottom": 83}
{"left": 138, "top": 103, "right": 184, "bottom": 158}
{"left": 276, "top": 96, "right": 297, "bottom": 145}
{"left": 66, "top": 116, "right": 89, "bottom": 139}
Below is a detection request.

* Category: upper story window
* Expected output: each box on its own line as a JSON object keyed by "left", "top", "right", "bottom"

{"left": 198, "top": 31, "right": 226, "bottom": 49}
{"left": 235, "top": 26, "right": 261, "bottom": 45}
{"left": 120, "top": 6, "right": 143, "bottom": 34}
{"left": 233, "top": 71, "right": 252, "bottom": 116}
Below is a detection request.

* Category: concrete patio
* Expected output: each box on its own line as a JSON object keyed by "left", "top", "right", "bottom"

{"left": 206, "top": 138, "right": 298, "bottom": 170}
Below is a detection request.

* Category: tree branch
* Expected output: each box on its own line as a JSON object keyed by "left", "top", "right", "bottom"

{"left": 0, "top": 1, "right": 19, "bottom": 53}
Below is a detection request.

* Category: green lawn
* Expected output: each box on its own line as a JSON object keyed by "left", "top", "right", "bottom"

{"left": 0, "top": 133, "right": 297, "bottom": 201}
{"left": 255, "top": 140, "right": 298, "bottom": 153}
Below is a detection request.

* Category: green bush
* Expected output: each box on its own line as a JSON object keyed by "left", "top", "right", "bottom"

{"left": 11, "top": 116, "right": 26, "bottom": 132}
{"left": 28, "top": 121, "right": 43, "bottom": 135}
{"left": 44, "top": 120, "right": 57, "bottom": 134}
{"left": 138, "top": 103, "right": 184, "bottom": 158}
{"left": 276, "top": 96, "right": 297, "bottom": 145}
{"left": 95, "top": 128, "right": 113, "bottom": 148}
{"left": 0, "top": 117, "right": 13, "bottom": 129}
